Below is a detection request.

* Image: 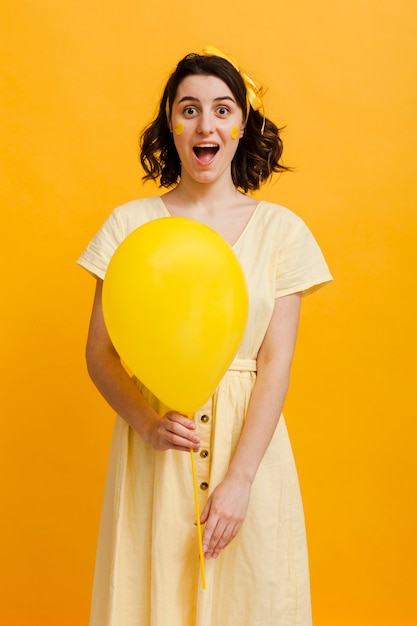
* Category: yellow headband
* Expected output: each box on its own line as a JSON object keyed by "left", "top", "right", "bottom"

{"left": 166, "top": 46, "right": 266, "bottom": 135}
{"left": 202, "top": 45, "right": 266, "bottom": 134}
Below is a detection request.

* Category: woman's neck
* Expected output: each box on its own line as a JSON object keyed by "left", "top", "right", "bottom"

{"left": 163, "top": 176, "right": 247, "bottom": 216}
{"left": 160, "top": 176, "right": 258, "bottom": 247}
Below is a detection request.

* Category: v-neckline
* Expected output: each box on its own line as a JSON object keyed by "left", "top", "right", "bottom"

{"left": 156, "top": 196, "right": 263, "bottom": 249}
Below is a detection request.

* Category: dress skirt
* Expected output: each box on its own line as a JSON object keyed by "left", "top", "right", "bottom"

{"left": 89, "top": 361, "right": 312, "bottom": 626}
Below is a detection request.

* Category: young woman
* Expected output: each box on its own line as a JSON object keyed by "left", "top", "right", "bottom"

{"left": 78, "top": 48, "right": 332, "bottom": 626}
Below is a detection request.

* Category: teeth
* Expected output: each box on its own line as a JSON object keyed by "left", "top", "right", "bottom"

{"left": 194, "top": 143, "right": 218, "bottom": 148}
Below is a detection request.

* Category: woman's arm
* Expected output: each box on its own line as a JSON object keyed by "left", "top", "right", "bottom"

{"left": 200, "top": 292, "right": 302, "bottom": 558}
{"left": 86, "top": 278, "right": 200, "bottom": 452}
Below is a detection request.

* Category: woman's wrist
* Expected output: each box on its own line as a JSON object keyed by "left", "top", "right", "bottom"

{"left": 225, "top": 462, "right": 257, "bottom": 486}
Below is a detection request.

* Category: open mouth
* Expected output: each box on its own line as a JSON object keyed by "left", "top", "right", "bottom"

{"left": 193, "top": 144, "right": 219, "bottom": 164}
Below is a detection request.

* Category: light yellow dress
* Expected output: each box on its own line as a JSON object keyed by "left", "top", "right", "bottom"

{"left": 78, "top": 196, "right": 332, "bottom": 626}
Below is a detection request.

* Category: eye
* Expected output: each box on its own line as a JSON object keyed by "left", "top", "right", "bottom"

{"left": 216, "top": 106, "right": 230, "bottom": 116}
{"left": 183, "top": 106, "right": 198, "bottom": 116}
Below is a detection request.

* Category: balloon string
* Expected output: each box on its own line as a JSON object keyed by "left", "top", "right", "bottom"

{"left": 189, "top": 449, "right": 207, "bottom": 590}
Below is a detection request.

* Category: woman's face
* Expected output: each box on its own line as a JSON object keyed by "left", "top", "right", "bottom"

{"left": 170, "top": 74, "right": 245, "bottom": 186}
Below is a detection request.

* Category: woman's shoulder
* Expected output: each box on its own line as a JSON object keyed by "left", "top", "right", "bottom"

{"left": 112, "top": 196, "right": 167, "bottom": 220}
{"left": 255, "top": 200, "right": 310, "bottom": 238}
{"left": 77, "top": 196, "right": 167, "bottom": 279}
{"left": 106, "top": 196, "right": 168, "bottom": 237}
{"left": 258, "top": 200, "right": 304, "bottom": 222}
{"left": 255, "top": 201, "right": 333, "bottom": 296}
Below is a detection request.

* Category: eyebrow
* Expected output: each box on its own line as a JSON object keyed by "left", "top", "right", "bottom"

{"left": 177, "top": 95, "right": 236, "bottom": 104}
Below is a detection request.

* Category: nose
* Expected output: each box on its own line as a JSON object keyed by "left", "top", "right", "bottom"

{"left": 197, "top": 111, "right": 214, "bottom": 135}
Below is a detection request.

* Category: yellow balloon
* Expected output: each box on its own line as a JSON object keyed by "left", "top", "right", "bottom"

{"left": 102, "top": 217, "right": 248, "bottom": 414}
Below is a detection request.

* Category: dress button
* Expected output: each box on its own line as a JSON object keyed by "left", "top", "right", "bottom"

{"left": 200, "top": 482, "right": 209, "bottom": 490}
{"left": 200, "top": 414, "right": 209, "bottom": 423}
{"left": 200, "top": 449, "right": 209, "bottom": 458}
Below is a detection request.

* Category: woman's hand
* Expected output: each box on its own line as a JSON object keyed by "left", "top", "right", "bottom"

{"left": 86, "top": 279, "right": 201, "bottom": 451}
{"left": 197, "top": 293, "right": 302, "bottom": 557}
{"left": 148, "top": 411, "right": 200, "bottom": 452}
{"left": 200, "top": 476, "right": 251, "bottom": 559}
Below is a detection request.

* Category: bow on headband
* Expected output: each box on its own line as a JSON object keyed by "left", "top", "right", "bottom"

{"left": 202, "top": 45, "right": 266, "bottom": 134}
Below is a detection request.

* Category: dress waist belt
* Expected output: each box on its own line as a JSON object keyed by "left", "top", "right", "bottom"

{"left": 228, "top": 359, "right": 257, "bottom": 372}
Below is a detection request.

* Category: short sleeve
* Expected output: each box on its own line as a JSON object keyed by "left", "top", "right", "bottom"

{"left": 76, "top": 207, "right": 127, "bottom": 280}
{"left": 275, "top": 218, "right": 333, "bottom": 298}
{"left": 77, "top": 197, "right": 170, "bottom": 279}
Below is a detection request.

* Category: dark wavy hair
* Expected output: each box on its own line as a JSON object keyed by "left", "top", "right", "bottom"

{"left": 140, "top": 53, "right": 289, "bottom": 192}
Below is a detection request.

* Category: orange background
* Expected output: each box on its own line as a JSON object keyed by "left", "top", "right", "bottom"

{"left": 1, "top": 1, "right": 416, "bottom": 625}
